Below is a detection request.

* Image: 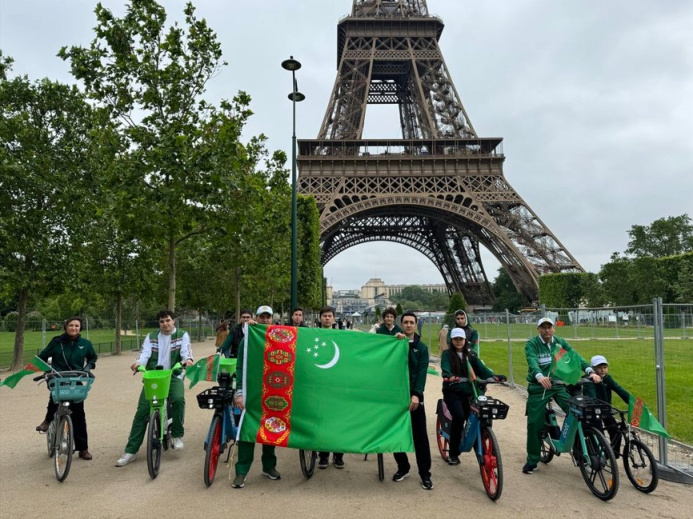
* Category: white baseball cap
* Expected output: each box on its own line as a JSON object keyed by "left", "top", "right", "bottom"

{"left": 537, "top": 317, "right": 555, "bottom": 327}
{"left": 591, "top": 355, "right": 608, "bottom": 367}
{"left": 450, "top": 328, "right": 466, "bottom": 339}
{"left": 256, "top": 305, "right": 273, "bottom": 316}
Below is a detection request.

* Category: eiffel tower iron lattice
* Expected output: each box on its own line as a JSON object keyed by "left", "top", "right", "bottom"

{"left": 298, "top": 0, "right": 583, "bottom": 305}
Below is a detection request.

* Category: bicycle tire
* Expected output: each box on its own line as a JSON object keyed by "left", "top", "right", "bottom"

{"left": 436, "top": 415, "right": 450, "bottom": 462}
{"left": 147, "top": 409, "right": 162, "bottom": 479}
{"left": 204, "top": 415, "right": 223, "bottom": 487}
{"left": 299, "top": 450, "right": 317, "bottom": 479}
{"left": 479, "top": 426, "right": 503, "bottom": 501}
{"left": 578, "top": 427, "right": 619, "bottom": 501}
{"left": 54, "top": 415, "right": 73, "bottom": 482}
{"left": 46, "top": 420, "right": 56, "bottom": 458}
{"left": 623, "top": 438, "right": 659, "bottom": 493}
{"left": 540, "top": 432, "right": 554, "bottom": 464}
{"left": 377, "top": 453, "right": 384, "bottom": 481}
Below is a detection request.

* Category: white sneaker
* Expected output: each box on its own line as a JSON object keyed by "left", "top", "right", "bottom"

{"left": 115, "top": 453, "right": 136, "bottom": 467}
{"left": 172, "top": 437, "right": 184, "bottom": 450}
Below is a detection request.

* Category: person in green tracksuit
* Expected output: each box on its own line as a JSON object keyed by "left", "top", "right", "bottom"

{"left": 115, "top": 310, "right": 193, "bottom": 467}
{"left": 523, "top": 317, "right": 601, "bottom": 474}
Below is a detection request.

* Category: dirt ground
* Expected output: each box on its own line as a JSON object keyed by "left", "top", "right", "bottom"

{"left": 1, "top": 338, "right": 691, "bottom": 519}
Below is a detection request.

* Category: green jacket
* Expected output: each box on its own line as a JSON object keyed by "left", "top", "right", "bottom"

{"left": 376, "top": 323, "right": 403, "bottom": 336}
{"left": 39, "top": 333, "right": 97, "bottom": 372}
{"left": 583, "top": 373, "right": 630, "bottom": 406}
{"left": 405, "top": 334, "right": 429, "bottom": 402}
{"left": 139, "top": 329, "right": 191, "bottom": 373}
{"left": 524, "top": 334, "right": 590, "bottom": 386}
{"left": 441, "top": 349, "right": 494, "bottom": 395}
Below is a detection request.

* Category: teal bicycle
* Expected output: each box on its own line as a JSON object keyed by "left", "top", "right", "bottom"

{"left": 137, "top": 363, "right": 183, "bottom": 479}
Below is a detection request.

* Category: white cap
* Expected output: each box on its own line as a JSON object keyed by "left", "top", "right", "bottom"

{"left": 256, "top": 305, "right": 273, "bottom": 316}
{"left": 591, "top": 355, "right": 608, "bottom": 367}
{"left": 450, "top": 328, "right": 466, "bottom": 339}
{"left": 537, "top": 317, "right": 555, "bottom": 327}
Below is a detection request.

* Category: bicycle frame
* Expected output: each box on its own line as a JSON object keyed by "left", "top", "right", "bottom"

{"left": 544, "top": 408, "right": 584, "bottom": 454}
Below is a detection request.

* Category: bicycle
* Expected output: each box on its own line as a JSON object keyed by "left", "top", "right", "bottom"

{"left": 435, "top": 378, "right": 509, "bottom": 501}
{"left": 196, "top": 357, "right": 240, "bottom": 487}
{"left": 608, "top": 408, "right": 659, "bottom": 493}
{"left": 36, "top": 370, "right": 95, "bottom": 482}
{"left": 539, "top": 379, "right": 619, "bottom": 501}
{"left": 136, "top": 362, "right": 183, "bottom": 479}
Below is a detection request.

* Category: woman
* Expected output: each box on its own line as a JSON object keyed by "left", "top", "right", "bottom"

{"left": 214, "top": 319, "right": 229, "bottom": 350}
{"left": 35, "top": 316, "right": 97, "bottom": 460}
{"left": 440, "top": 327, "right": 496, "bottom": 465}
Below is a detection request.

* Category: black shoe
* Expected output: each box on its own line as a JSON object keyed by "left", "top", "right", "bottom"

{"left": 36, "top": 421, "right": 50, "bottom": 433}
{"left": 522, "top": 463, "right": 537, "bottom": 474}
{"left": 318, "top": 456, "right": 329, "bottom": 469}
{"left": 333, "top": 455, "right": 345, "bottom": 469}
{"left": 421, "top": 478, "right": 433, "bottom": 490}
{"left": 392, "top": 469, "right": 410, "bottom": 482}
{"left": 447, "top": 456, "right": 461, "bottom": 466}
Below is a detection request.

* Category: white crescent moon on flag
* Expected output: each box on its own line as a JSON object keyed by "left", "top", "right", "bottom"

{"left": 315, "top": 341, "right": 340, "bottom": 369}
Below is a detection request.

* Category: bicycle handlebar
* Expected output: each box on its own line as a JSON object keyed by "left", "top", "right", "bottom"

{"left": 442, "top": 376, "right": 504, "bottom": 385}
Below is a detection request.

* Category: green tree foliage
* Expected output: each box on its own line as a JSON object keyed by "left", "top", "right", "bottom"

{"left": 0, "top": 56, "right": 99, "bottom": 369}
{"left": 59, "top": 0, "right": 256, "bottom": 310}
{"left": 389, "top": 285, "right": 448, "bottom": 310}
{"left": 297, "top": 195, "right": 323, "bottom": 309}
{"left": 445, "top": 293, "right": 466, "bottom": 327}
{"left": 538, "top": 273, "right": 586, "bottom": 308}
{"left": 625, "top": 214, "right": 693, "bottom": 258}
{"left": 491, "top": 268, "right": 528, "bottom": 313}
{"left": 395, "top": 303, "right": 404, "bottom": 316}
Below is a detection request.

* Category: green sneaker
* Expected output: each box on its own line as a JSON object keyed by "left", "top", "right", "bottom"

{"left": 261, "top": 468, "right": 281, "bottom": 480}
{"left": 232, "top": 474, "right": 246, "bottom": 488}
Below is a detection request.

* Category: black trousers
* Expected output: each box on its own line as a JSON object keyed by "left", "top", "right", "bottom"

{"left": 444, "top": 390, "right": 471, "bottom": 458}
{"left": 319, "top": 451, "right": 343, "bottom": 461}
{"left": 394, "top": 403, "right": 431, "bottom": 480}
{"left": 44, "top": 397, "right": 88, "bottom": 451}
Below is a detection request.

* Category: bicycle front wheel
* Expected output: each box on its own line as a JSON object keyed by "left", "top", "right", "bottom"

{"left": 204, "top": 415, "right": 223, "bottom": 487}
{"left": 147, "top": 409, "right": 162, "bottom": 479}
{"left": 54, "top": 415, "right": 73, "bottom": 482}
{"left": 299, "top": 450, "right": 317, "bottom": 479}
{"left": 46, "top": 420, "right": 56, "bottom": 457}
{"left": 624, "top": 438, "right": 659, "bottom": 493}
{"left": 578, "top": 427, "right": 619, "bottom": 501}
{"left": 479, "top": 426, "right": 503, "bottom": 501}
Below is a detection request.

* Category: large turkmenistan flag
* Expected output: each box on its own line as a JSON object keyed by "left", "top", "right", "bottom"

{"left": 551, "top": 347, "right": 583, "bottom": 385}
{"left": 238, "top": 325, "right": 414, "bottom": 454}
{"left": 0, "top": 357, "right": 52, "bottom": 389}
{"left": 628, "top": 395, "right": 670, "bottom": 438}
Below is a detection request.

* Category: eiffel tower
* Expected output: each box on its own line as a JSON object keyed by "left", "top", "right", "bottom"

{"left": 298, "top": 0, "right": 583, "bottom": 305}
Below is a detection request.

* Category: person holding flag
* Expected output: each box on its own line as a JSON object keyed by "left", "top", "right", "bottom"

{"left": 523, "top": 317, "right": 601, "bottom": 474}
{"left": 34, "top": 316, "right": 97, "bottom": 460}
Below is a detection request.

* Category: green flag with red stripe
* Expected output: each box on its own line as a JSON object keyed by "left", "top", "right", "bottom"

{"left": 551, "top": 347, "right": 583, "bottom": 385}
{"left": 238, "top": 325, "right": 414, "bottom": 454}
{"left": 628, "top": 395, "right": 670, "bottom": 438}
{"left": 0, "top": 357, "right": 52, "bottom": 389}
{"left": 187, "top": 355, "right": 237, "bottom": 388}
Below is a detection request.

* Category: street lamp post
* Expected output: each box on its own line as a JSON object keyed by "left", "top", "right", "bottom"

{"left": 281, "top": 56, "right": 305, "bottom": 314}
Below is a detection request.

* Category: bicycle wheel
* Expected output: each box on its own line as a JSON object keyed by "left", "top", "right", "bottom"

{"left": 578, "top": 427, "right": 619, "bottom": 501}
{"left": 147, "top": 409, "right": 162, "bottom": 479}
{"left": 54, "top": 415, "right": 73, "bottom": 482}
{"left": 436, "top": 415, "right": 450, "bottom": 462}
{"left": 46, "top": 420, "right": 56, "bottom": 457}
{"left": 299, "top": 450, "right": 317, "bottom": 479}
{"left": 204, "top": 415, "right": 223, "bottom": 487}
{"left": 377, "top": 454, "right": 384, "bottom": 481}
{"left": 623, "top": 438, "right": 659, "bottom": 493}
{"left": 539, "top": 432, "right": 554, "bottom": 464}
{"left": 479, "top": 426, "right": 503, "bottom": 501}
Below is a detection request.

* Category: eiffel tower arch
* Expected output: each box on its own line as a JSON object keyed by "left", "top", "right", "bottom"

{"left": 298, "top": 0, "right": 583, "bottom": 305}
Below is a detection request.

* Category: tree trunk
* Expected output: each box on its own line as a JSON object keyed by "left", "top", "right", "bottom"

{"left": 11, "top": 288, "right": 30, "bottom": 371}
{"left": 115, "top": 292, "right": 122, "bottom": 355}
{"left": 198, "top": 310, "right": 203, "bottom": 342}
{"left": 168, "top": 236, "right": 176, "bottom": 311}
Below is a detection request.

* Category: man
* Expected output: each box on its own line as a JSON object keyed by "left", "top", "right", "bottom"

{"left": 523, "top": 317, "right": 601, "bottom": 474}
{"left": 317, "top": 306, "right": 346, "bottom": 470}
{"left": 392, "top": 312, "right": 433, "bottom": 490}
{"left": 232, "top": 305, "right": 281, "bottom": 488}
{"left": 446, "top": 310, "right": 479, "bottom": 353}
{"left": 115, "top": 310, "right": 193, "bottom": 467}
{"left": 288, "top": 307, "right": 307, "bottom": 327}
{"left": 373, "top": 307, "right": 403, "bottom": 335}
{"left": 220, "top": 309, "right": 253, "bottom": 358}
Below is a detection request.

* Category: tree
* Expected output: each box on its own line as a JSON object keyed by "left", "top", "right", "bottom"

{"left": 297, "top": 195, "right": 323, "bottom": 310}
{"left": 445, "top": 293, "right": 466, "bottom": 327}
{"left": 625, "top": 214, "right": 693, "bottom": 258}
{"left": 0, "top": 55, "right": 99, "bottom": 369}
{"left": 491, "top": 268, "right": 528, "bottom": 313}
{"left": 60, "top": 0, "right": 255, "bottom": 310}
{"left": 395, "top": 303, "right": 404, "bottom": 316}
{"left": 674, "top": 259, "right": 693, "bottom": 302}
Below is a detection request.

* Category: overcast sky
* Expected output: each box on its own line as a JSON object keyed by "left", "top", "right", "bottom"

{"left": 2, "top": 0, "right": 692, "bottom": 291}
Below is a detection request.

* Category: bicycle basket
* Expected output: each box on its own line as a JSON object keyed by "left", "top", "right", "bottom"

{"left": 49, "top": 376, "right": 94, "bottom": 403}
{"left": 142, "top": 369, "right": 173, "bottom": 401}
{"left": 196, "top": 387, "right": 234, "bottom": 410}
{"left": 569, "top": 396, "right": 611, "bottom": 421}
{"left": 471, "top": 397, "right": 509, "bottom": 420}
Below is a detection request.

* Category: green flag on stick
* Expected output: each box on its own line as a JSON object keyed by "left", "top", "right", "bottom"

{"left": 551, "top": 348, "right": 583, "bottom": 385}
{"left": 238, "top": 325, "right": 414, "bottom": 454}
{"left": 187, "top": 355, "right": 236, "bottom": 389}
{"left": 0, "top": 357, "right": 52, "bottom": 389}
{"left": 628, "top": 395, "right": 670, "bottom": 438}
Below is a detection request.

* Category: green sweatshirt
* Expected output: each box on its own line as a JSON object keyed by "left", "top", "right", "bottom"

{"left": 39, "top": 333, "right": 97, "bottom": 371}
{"left": 583, "top": 373, "right": 630, "bottom": 406}
{"left": 441, "top": 349, "right": 494, "bottom": 395}
{"left": 524, "top": 334, "right": 591, "bottom": 386}
{"left": 376, "top": 323, "right": 403, "bottom": 336}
